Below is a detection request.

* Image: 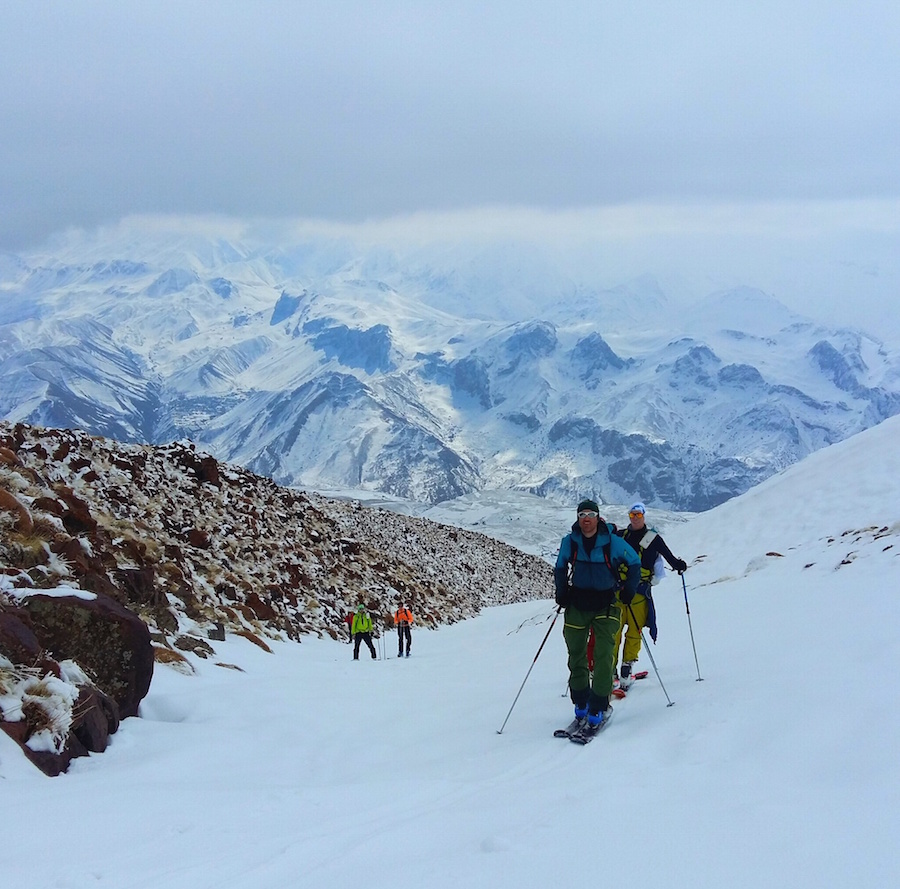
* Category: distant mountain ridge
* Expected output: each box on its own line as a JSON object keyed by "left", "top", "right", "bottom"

{"left": 1, "top": 229, "right": 898, "bottom": 511}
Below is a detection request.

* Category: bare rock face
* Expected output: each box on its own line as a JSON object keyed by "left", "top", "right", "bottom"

{"left": 19, "top": 592, "right": 153, "bottom": 719}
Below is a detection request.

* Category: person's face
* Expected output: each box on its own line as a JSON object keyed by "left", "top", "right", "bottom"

{"left": 577, "top": 509, "right": 599, "bottom": 536}
{"left": 629, "top": 510, "right": 646, "bottom": 529}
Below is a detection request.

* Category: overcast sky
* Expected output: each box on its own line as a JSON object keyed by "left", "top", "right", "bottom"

{"left": 1, "top": 2, "right": 899, "bottom": 326}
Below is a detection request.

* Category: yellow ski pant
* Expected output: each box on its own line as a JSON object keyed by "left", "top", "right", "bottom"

{"left": 614, "top": 593, "right": 649, "bottom": 667}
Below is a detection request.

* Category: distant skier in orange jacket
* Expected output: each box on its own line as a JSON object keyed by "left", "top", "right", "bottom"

{"left": 394, "top": 604, "right": 414, "bottom": 658}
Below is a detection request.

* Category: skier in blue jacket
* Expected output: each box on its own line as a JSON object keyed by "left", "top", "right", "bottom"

{"left": 554, "top": 499, "right": 641, "bottom": 731}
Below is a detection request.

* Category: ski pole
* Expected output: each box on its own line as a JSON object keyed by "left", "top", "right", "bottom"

{"left": 681, "top": 573, "right": 703, "bottom": 681}
{"left": 497, "top": 606, "right": 562, "bottom": 734}
{"left": 627, "top": 603, "right": 674, "bottom": 707}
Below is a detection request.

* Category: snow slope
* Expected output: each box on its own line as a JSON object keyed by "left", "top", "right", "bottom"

{"left": 2, "top": 417, "right": 899, "bottom": 889}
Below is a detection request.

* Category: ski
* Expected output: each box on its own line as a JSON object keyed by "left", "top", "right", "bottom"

{"left": 553, "top": 717, "right": 586, "bottom": 738}
{"left": 612, "top": 670, "right": 649, "bottom": 699}
{"left": 569, "top": 707, "right": 614, "bottom": 744}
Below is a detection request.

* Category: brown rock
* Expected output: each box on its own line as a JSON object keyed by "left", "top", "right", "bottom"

{"left": 0, "top": 606, "right": 122, "bottom": 775}
{"left": 0, "top": 605, "right": 58, "bottom": 675}
{"left": 0, "top": 446, "right": 21, "bottom": 466}
{"left": 0, "top": 721, "right": 75, "bottom": 777}
{"left": 187, "top": 528, "right": 211, "bottom": 549}
{"left": 71, "top": 686, "right": 120, "bottom": 753}
{"left": 0, "top": 488, "right": 34, "bottom": 534}
{"left": 55, "top": 486, "right": 98, "bottom": 534}
{"left": 20, "top": 591, "right": 154, "bottom": 718}
{"left": 32, "top": 496, "right": 65, "bottom": 516}
{"left": 173, "top": 634, "right": 216, "bottom": 658}
{"left": 114, "top": 564, "right": 157, "bottom": 603}
{"left": 245, "top": 591, "right": 278, "bottom": 621}
{"left": 49, "top": 536, "right": 93, "bottom": 572}
{"left": 198, "top": 455, "right": 221, "bottom": 487}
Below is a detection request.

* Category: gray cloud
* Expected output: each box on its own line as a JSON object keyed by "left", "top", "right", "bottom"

{"left": 1, "top": 1, "right": 899, "bottom": 257}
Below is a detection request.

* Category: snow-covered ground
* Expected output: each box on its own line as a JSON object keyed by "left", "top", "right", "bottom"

{"left": 3, "top": 416, "right": 899, "bottom": 889}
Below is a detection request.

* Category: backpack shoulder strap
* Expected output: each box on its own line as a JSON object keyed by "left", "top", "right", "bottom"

{"left": 603, "top": 540, "right": 626, "bottom": 589}
{"left": 625, "top": 527, "right": 657, "bottom": 555}
{"left": 594, "top": 520, "right": 616, "bottom": 574}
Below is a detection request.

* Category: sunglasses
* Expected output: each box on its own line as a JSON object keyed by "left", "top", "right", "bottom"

{"left": 629, "top": 511, "right": 644, "bottom": 518}
{"left": 577, "top": 510, "right": 599, "bottom": 519}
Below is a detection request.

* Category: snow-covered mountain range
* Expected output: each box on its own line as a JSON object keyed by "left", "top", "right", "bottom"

{"left": 2, "top": 224, "right": 898, "bottom": 511}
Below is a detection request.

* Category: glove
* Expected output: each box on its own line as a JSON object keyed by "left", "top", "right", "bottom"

{"left": 555, "top": 586, "right": 572, "bottom": 608}
{"left": 673, "top": 558, "right": 687, "bottom": 574}
{"left": 637, "top": 580, "right": 651, "bottom": 598}
{"left": 619, "top": 587, "right": 635, "bottom": 607}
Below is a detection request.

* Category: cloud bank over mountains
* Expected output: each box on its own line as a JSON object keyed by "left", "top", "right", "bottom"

{"left": 18, "top": 205, "right": 900, "bottom": 337}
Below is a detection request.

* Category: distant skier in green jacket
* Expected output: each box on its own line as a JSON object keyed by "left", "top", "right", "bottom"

{"left": 351, "top": 603, "right": 377, "bottom": 660}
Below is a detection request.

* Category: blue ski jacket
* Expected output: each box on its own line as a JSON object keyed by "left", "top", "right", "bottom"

{"left": 554, "top": 521, "right": 641, "bottom": 611}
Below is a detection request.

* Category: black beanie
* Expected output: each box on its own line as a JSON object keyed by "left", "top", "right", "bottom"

{"left": 576, "top": 499, "right": 600, "bottom": 513}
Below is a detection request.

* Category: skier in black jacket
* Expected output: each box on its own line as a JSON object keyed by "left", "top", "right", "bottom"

{"left": 614, "top": 502, "right": 688, "bottom": 689}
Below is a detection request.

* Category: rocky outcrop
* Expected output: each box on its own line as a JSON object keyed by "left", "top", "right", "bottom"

{"left": 0, "top": 596, "right": 133, "bottom": 777}
{"left": 18, "top": 592, "right": 153, "bottom": 718}
{"left": 0, "top": 420, "right": 551, "bottom": 773}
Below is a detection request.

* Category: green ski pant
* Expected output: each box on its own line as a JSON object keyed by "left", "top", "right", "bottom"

{"left": 563, "top": 604, "right": 622, "bottom": 712}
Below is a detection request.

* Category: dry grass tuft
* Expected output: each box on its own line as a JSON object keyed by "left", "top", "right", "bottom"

{"left": 152, "top": 645, "right": 196, "bottom": 675}
{"left": 1, "top": 533, "right": 50, "bottom": 569}
{"left": 0, "top": 661, "right": 78, "bottom": 753}
{"left": 234, "top": 629, "right": 273, "bottom": 653}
